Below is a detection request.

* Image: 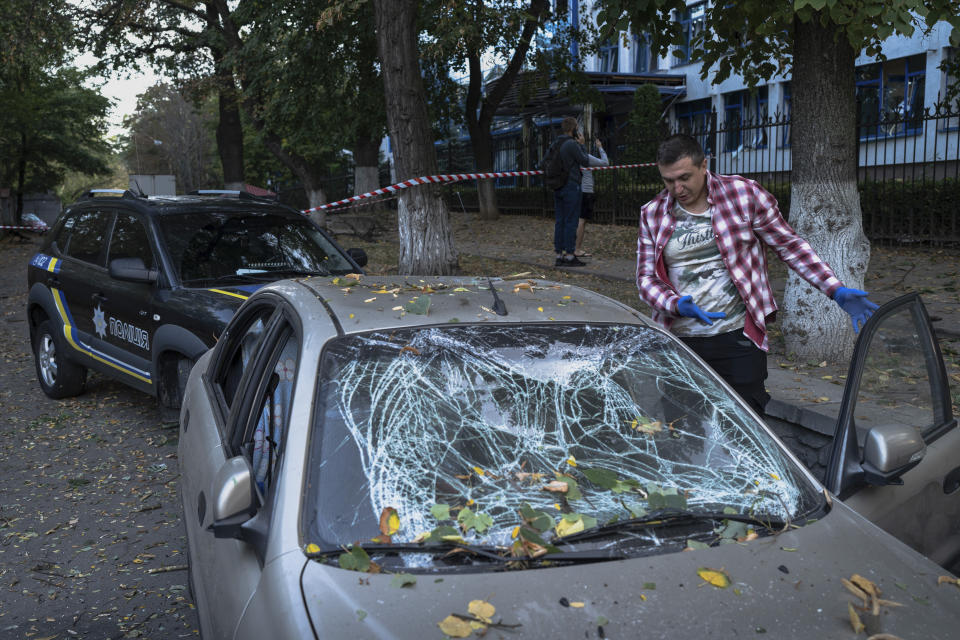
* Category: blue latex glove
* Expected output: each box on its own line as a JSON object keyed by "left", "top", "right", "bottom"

{"left": 833, "top": 287, "right": 879, "bottom": 333}
{"left": 676, "top": 295, "right": 727, "bottom": 326}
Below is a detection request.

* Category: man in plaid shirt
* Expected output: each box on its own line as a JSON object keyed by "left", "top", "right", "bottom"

{"left": 637, "top": 134, "right": 877, "bottom": 414}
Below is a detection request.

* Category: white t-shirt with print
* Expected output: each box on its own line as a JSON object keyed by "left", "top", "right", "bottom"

{"left": 663, "top": 204, "right": 746, "bottom": 336}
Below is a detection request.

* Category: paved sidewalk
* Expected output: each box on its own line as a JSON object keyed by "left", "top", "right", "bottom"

{"left": 452, "top": 237, "right": 959, "bottom": 436}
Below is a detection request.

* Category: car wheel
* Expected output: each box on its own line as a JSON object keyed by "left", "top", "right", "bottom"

{"left": 33, "top": 319, "right": 86, "bottom": 398}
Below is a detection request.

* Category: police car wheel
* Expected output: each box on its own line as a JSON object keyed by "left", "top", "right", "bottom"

{"left": 34, "top": 320, "right": 86, "bottom": 398}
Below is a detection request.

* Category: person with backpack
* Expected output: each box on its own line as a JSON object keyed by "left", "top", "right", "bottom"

{"left": 545, "top": 116, "right": 591, "bottom": 267}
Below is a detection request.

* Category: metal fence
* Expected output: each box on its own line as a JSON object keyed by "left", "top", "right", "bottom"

{"left": 443, "top": 101, "right": 960, "bottom": 246}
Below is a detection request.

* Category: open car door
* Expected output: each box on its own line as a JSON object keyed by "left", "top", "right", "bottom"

{"left": 828, "top": 293, "right": 960, "bottom": 571}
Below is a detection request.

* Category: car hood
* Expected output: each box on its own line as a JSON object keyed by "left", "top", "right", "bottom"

{"left": 299, "top": 501, "right": 960, "bottom": 638}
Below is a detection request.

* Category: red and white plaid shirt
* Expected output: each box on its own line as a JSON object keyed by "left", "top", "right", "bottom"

{"left": 636, "top": 171, "right": 843, "bottom": 351}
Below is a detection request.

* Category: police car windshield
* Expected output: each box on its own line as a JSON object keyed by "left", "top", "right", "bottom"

{"left": 156, "top": 212, "right": 356, "bottom": 285}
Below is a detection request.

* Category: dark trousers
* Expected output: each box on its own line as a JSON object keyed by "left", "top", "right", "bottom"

{"left": 680, "top": 329, "right": 770, "bottom": 415}
{"left": 553, "top": 182, "right": 581, "bottom": 254}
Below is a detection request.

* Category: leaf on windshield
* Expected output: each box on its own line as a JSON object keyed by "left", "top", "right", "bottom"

{"left": 717, "top": 519, "right": 748, "bottom": 544}
{"left": 511, "top": 527, "right": 560, "bottom": 558}
{"left": 519, "top": 503, "right": 554, "bottom": 533}
{"left": 458, "top": 507, "right": 494, "bottom": 534}
{"left": 582, "top": 467, "right": 640, "bottom": 494}
{"left": 630, "top": 416, "right": 662, "bottom": 435}
{"left": 338, "top": 546, "right": 372, "bottom": 572}
{"left": 646, "top": 484, "right": 687, "bottom": 510}
{"left": 437, "top": 615, "right": 472, "bottom": 638}
{"left": 431, "top": 503, "right": 451, "bottom": 521}
{"left": 548, "top": 473, "right": 582, "bottom": 500}
{"left": 697, "top": 567, "right": 731, "bottom": 588}
{"left": 426, "top": 525, "right": 464, "bottom": 543}
{"left": 627, "top": 503, "right": 647, "bottom": 518}
{"left": 404, "top": 296, "right": 430, "bottom": 315}
{"left": 555, "top": 513, "right": 598, "bottom": 537}
{"left": 379, "top": 507, "right": 400, "bottom": 537}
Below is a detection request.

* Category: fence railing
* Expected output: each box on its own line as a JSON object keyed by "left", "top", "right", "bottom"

{"left": 440, "top": 101, "right": 960, "bottom": 246}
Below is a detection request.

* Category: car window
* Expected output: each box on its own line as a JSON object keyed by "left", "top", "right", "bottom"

{"left": 304, "top": 324, "right": 823, "bottom": 555}
{"left": 108, "top": 213, "right": 155, "bottom": 268}
{"left": 154, "top": 212, "right": 355, "bottom": 284}
{"left": 63, "top": 210, "right": 111, "bottom": 266}
{"left": 213, "top": 307, "right": 274, "bottom": 414}
{"left": 234, "top": 327, "right": 300, "bottom": 494}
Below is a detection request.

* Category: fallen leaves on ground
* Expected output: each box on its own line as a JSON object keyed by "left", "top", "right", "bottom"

{"left": 697, "top": 567, "right": 731, "bottom": 588}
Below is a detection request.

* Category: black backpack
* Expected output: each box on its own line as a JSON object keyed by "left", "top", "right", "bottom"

{"left": 542, "top": 138, "right": 569, "bottom": 191}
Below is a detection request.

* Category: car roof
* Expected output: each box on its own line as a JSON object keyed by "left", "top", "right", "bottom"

{"left": 65, "top": 190, "right": 302, "bottom": 219}
{"left": 272, "top": 275, "right": 653, "bottom": 334}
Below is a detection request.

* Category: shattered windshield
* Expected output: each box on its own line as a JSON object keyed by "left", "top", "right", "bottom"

{"left": 156, "top": 212, "right": 355, "bottom": 284}
{"left": 303, "top": 324, "right": 821, "bottom": 560}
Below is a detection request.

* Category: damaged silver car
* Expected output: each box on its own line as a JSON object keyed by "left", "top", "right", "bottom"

{"left": 178, "top": 276, "right": 960, "bottom": 639}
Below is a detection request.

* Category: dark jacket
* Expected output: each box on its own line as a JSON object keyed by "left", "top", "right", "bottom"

{"left": 556, "top": 135, "right": 591, "bottom": 187}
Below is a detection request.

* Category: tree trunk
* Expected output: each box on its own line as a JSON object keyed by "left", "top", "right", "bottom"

{"left": 353, "top": 135, "right": 380, "bottom": 196}
{"left": 216, "top": 82, "right": 245, "bottom": 190}
{"left": 374, "top": 0, "right": 457, "bottom": 275}
{"left": 469, "top": 121, "right": 499, "bottom": 220}
{"left": 782, "top": 17, "right": 870, "bottom": 361}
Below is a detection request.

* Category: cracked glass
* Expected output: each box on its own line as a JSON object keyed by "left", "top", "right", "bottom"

{"left": 303, "top": 324, "right": 821, "bottom": 556}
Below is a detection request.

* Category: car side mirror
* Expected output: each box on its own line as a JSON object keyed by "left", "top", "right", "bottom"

{"left": 861, "top": 424, "right": 926, "bottom": 486}
{"left": 347, "top": 247, "right": 368, "bottom": 268}
{"left": 109, "top": 257, "right": 158, "bottom": 284}
{"left": 208, "top": 456, "right": 260, "bottom": 539}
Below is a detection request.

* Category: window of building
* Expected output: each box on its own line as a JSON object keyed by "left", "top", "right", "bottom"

{"left": 675, "top": 2, "right": 706, "bottom": 66}
{"left": 856, "top": 54, "right": 926, "bottom": 138}
{"left": 674, "top": 98, "right": 714, "bottom": 156}
{"left": 723, "top": 87, "right": 768, "bottom": 152}
{"left": 632, "top": 33, "right": 652, "bottom": 73}
{"left": 599, "top": 39, "right": 619, "bottom": 73}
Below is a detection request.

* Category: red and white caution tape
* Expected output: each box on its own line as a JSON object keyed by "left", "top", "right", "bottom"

{"left": 302, "top": 162, "right": 657, "bottom": 214}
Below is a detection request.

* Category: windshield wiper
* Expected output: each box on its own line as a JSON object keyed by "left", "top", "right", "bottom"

{"left": 305, "top": 541, "right": 510, "bottom": 563}
{"left": 557, "top": 509, "right": 786, "bottom": 544}
{"left": 304, "top": 542, "right": 627, "bottom": 565}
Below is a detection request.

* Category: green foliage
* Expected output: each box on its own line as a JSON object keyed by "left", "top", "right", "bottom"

{"left": 0, "top": 66, "right": 111, "bottom": 202}
{"left": 596, "top": 0, "right": 960, "bottom": 88}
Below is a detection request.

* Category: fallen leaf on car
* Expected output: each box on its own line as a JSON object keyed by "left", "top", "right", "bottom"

{"left": 848, "top": 602, "right": 865, "bottom": 633}
{"left": 345, "top": 273, "right": 362, "bottom": 281}
{"left": 569, "top": 601, "right": 585, "bottom": 608}
{"left": 390, "top": 573, "right": 417, "bottom": 588}
{"left": 364, "top": 297, "right": 376, "bottom": 303}
{"left": 542, "top": 480, "right": 569, "bottom": 493}
{"left": 431, "top": 504, "right": 451, "bottom": 521}
{"left": 566, "top": 455, "right": 577, "bottom": 467}
{"left": 399, "top": 345, "right": 420, "bottom": 355}
{"left": 379, "top": 507, "right": 400, "bottom": 537}
{"left": 938, "top": 576, "right": 960, "bottom": 587}
{"left": 305, "top": 543, "right": 321, "bottom": 554}
{"left": 512, "top": 283, "right": 533, "bottom": 293}
{"left": 697, "top": 567, "right": 730, "bottom": 588}
{"left": 438, "top": 615, "right": 472, "bottom": 637}
{"left": 468, "top": 599, "right": 495, "bottom": 623}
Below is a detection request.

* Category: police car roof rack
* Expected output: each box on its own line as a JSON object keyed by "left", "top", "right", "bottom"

{"left": 79, "top": 189, "right": 143, "bottom": 201}
{"left": 188, "top": 189, "right": 271, "bottom": 201}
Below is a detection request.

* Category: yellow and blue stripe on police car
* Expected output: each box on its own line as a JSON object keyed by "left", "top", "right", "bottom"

{"left": 49, "top": 287, "right": 152, "bottom": 384}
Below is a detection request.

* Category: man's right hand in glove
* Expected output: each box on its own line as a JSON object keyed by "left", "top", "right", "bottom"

{"left": 676, "top": 295, "right": 727, "bottom": 326}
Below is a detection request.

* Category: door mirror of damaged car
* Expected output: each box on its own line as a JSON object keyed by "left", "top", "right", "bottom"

{"left": 861, "top": 424, "right": 926, "bottom": 486}
{"left": 109, "top": 257, "right": 158, "bottom": 284}
{"left": 208, "top": 456, "right": 260, "bottom": 540}
{"left": 347, "top": 247, "right": 368, "bottom": 268}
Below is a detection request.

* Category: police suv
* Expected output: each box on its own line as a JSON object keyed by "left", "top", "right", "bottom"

{"left": 26, "top": 189, "right": 366, "bottom": 412}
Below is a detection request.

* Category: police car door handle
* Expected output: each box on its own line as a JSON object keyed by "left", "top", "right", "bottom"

{"left": 47, "top": 276, "right": 60, "bottom": 287}
{"left": 92, "top": 292, "right": 108, "bottom": 303}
